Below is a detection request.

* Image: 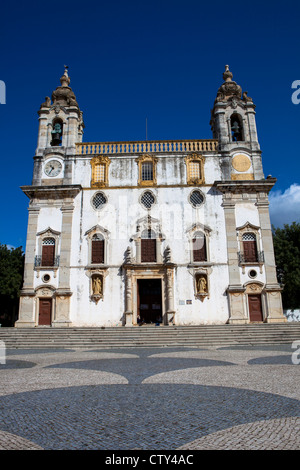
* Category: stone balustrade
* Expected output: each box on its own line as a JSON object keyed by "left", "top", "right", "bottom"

{"left": 76, "top": 139, "right": 218, "bottom": 156}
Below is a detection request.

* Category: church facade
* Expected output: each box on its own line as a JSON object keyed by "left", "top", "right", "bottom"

{"left": 16, "top": 66, "right": 286, "bottom": 327}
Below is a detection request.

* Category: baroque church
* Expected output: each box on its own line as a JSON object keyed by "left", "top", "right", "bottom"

{"left": 16, "top": 66, "right": 286, "bottom": 327}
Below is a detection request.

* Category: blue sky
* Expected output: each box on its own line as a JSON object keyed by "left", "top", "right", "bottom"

{"left": 1, "top": 0, "right": 299, "bottom": 249}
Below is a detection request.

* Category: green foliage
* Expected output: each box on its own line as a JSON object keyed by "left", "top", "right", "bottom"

{"left": 0, "top": 244, "right": 24, "bottom": 326}
{"left": 272, "top": 222, "right": 300, "bottom": 309}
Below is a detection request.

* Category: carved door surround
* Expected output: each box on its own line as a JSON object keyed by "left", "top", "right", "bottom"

{"left": 123, "top": 265, "right": 176, "bottom": 326}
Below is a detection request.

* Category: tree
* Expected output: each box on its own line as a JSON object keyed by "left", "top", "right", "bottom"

{"left": 272, "top": 222, "right": 300, "bottom": 310}
{"left": 0, "top": 245, "right": 24, "bottom": 326}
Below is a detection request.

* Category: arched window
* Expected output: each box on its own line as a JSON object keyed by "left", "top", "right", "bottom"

{"left": 230, "top": 114, "right": 243, "bottom": 142}
{"left": 242, "top": 233, "right": 258, "bottom": 262}
{"left": 91, "top": 234, "right": 104, "bottom": 264}
{"left": 141, "top": 229, "right": 156, "bottom": 263}
{"left": 51, "top": 119, "right": 63, "bottom": 146}
{"left": 41, "top": 237, "right": 55, "bottom": 266}
{"left": 192, "top": 232, "right": 207, "bottom": 262}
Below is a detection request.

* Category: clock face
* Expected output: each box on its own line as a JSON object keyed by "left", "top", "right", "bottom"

{"left": 44, "top": 160, "right": 62, "bottom": 177}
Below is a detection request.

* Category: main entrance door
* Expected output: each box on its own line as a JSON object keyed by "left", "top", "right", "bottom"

{"left": 248, "top": 294, "right": 263, "bottom": 322}
{"left": 137, "top": 279, "right": 162, "bottom": 324}
{"left": 39, "top": 298, "right": 52, "bottom": 326}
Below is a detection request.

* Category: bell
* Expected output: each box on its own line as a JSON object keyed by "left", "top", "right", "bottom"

{"left": 231, "top": 121, "right": 240, "bottom": 133}
{"left": 51, "top": 123, "right": 62, "bottom": 146}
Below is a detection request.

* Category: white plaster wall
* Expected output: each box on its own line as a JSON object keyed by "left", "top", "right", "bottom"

{"left": 235, "top": 203, "right": 260, "bottom": 229}
{"left": 68, "top": 177, "right": 230, "bottom": 326}
{"left": 174, "top": 265, "right": 229, "bottom": 325}
{"left": 72, "top": 154, "right": 222, "bottom": 188}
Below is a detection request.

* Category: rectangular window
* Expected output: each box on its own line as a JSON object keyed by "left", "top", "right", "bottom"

{"left": 94, "top": 163, "right": 106, "bottom": 183}
{"left": 141, "top": 239, "right": 156, "bottom": 262}
{"left": 141, "top": 162, "right": 153, "bottom": 181}
{"left": 190, "top": 161, "right": 201, "bottom": 180}
{"left": 92, "top": 239, "right": 104, "bottom": 264}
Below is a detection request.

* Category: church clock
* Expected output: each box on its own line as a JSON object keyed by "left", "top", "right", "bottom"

{"left": 44, "top": 160, "right": 62, "bottom": 177}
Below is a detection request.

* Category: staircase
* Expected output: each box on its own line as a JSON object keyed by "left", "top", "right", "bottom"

{"left": 0, "top": 323, "right": 300, "bottom": 349}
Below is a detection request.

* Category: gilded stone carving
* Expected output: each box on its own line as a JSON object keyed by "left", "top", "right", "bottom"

{"left": 232, "top": 154, "right": 251, "bottom": 172}
{"left": 185, "top": 154, "right": 205, "bottom": 185}
{"left": 91, "top": 155, "right": 111, "bottom": 188}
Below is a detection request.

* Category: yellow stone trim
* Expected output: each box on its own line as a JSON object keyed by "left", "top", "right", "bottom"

{"left": 231, "top": 173, "right": 254, "bottom": 180}
{"left": 135, "top": 154, "right": 158, "bottom": 187}
{"left": 184, "top": 154, "right": 205, "bottom": 185}
{"left": 91, "top": 155, "right": 111, "bottom": 188}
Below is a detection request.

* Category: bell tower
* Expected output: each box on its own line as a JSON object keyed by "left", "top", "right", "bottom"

{"left": 32, "top": 66, "right": 84, "bottom": 185}
{"left": 210, "top": 65, "right": 264, "bottom": 180}
{"left": 212, "top": 66, "right": 285, "bottom": 325}
{"left": 16, "top": 67, "right": 83, "bottom": 328}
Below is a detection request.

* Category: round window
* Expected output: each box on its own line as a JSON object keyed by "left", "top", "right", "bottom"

{"left": 189, "top": 190, "right": 204, "bottom": 208}
{"left": 42, "top": 274, "right": 51, "bottom": 283}
{"left": 141, "top": 191, "right": 155, "bottom": 209}
{"left": 92, "top": 192, "right": 107, "bottom": 210}
{"left": 248, "top": 269, "right": 257, "bottom": 279}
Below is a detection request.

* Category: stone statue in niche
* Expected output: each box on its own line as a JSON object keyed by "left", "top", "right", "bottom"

{"left": 92, "top": 276, "right": 102, "bottom": 295}
{"left": 197, "top": 275, "right": 207, "bottom": 294}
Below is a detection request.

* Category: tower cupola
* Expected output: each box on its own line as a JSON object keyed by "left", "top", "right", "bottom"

{"left": 36, "top": 66, "right": 84, "bottom": 154}
{"left": 210, "top": 65, "right": 259, "bottom": 150}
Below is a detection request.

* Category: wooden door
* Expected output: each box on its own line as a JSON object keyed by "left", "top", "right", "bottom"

{"left": 137, "top": 280, "right": 162, "bottom": 324}
{"left": 39, "top": 298, "right": 52, "bottom": 326}
{"left": 243, "top": 240, "right": 258, "bottom": 262}
{"left": 41, "top": 245, "right": 55, "bottom": 266}
{"left": 248, "top": 294, "right": 263, "bottom": 322}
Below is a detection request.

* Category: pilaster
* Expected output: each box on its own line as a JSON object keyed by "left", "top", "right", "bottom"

{"left": 15, "top": 205, "right": 40, "bottom": 327}
{"left": 222, "top": 198, "right": 247, "bottom": 323}
{"left": 256, "top": 196, "right": 286, "bottom": 322}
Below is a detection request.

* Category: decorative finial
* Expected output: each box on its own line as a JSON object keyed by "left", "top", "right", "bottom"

{"left": 60, "top": 65, "right": 70, "bottom": 87}
{"left": 223, "top": 65, "right": 233, "bottom": 82}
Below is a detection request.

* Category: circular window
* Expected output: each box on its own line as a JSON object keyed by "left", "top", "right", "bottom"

{"left": 42, "top": 274, "right": 51, "bottom": 283}
{"left": 141, "top": 191, "right": 155, "bottom": 209}
{"left": 248, "top": 269, "right": 257, "bottom": 279}
{"left": 92, "top": 192, "right": 107, "bottom": 210}
{"left": 189, "top": 190, "right": 204, "bottom": 208}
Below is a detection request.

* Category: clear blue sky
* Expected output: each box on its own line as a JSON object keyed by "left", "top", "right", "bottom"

{"left": 1, "top": 0, "right": 299, "bottom": 249}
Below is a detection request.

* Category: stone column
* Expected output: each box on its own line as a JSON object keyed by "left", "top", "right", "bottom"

{"left": 223, "top": 198, "right": 247, "bottom": 323}
{"left": 124, "top": 269, "right": 133, "bottom": 326}
{"left": 16, "top": 205, "right": 40, "bottom": 327}
{"left": 256, "top": 196, "right": 286, "bottom": 322}
{"left": 52, "top": 202, "right": 74, "bottom": 327}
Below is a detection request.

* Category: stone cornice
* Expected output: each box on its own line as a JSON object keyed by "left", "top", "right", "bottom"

{"left": 213, "top": 177, "right": 277, "bottom": 194}
{"left": 21, "top": 184, "right": 82, "bottom": 201}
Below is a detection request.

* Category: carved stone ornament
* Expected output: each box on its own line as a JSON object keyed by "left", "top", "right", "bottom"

{"left": 125, "top": 246, "right": 133, "bottom": 264}
{"left": 40, "top": 96, "right": 51, "bottom": 108}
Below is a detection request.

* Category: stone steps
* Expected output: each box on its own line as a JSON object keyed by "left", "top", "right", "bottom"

{"left": 0, "top": 323, "right": 300, "bottom": 349}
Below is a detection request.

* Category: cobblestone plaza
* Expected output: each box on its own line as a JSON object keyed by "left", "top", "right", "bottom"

{"left": 0, "top": 344, "right": 299, "bottom": 451}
